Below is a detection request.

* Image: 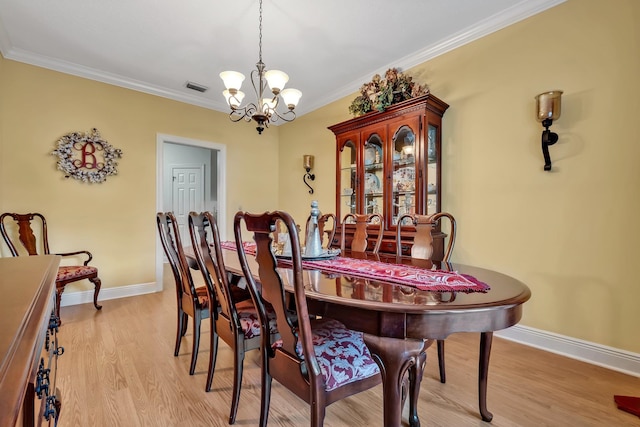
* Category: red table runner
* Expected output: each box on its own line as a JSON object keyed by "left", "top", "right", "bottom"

{"left": 222, "top": 241, "right": 490, "bottom": 293}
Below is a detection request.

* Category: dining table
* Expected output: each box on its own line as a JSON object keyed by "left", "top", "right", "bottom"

{"left": 187, "top": 244, "right": 531, "bottom": 427}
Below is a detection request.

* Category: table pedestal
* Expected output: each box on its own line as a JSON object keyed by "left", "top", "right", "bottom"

{"left": 363, "top": 334, "right": 426, "bottom": 427}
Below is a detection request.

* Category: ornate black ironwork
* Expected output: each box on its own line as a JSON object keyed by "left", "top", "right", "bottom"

{"left": 303, "top": 168, "right": 315, "bottom": 194}
{"left": 541, "top": 118, "right": 559, "bottom": 171}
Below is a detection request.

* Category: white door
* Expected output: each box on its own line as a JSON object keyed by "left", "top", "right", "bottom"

{"left": 172, "top": 165, "right": 204, "bottom": 245}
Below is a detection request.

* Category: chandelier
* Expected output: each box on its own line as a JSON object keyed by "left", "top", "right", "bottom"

{"left": 219, "top": 0, "right": 302, "bottom": 134}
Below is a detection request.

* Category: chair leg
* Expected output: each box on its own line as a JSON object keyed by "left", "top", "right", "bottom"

{"left": 310, "top": 401, "right": 326, "bottom": 427}
{"left": 437, "top": 339, "right": 446, "bottom": 383}
{"left": 190, "top": 315, "right": 201, "bottom": 375}
{"left": 174, "top": 309, "right": 186, "bottom": 357}
{"left": 228, "top": 336, "right": 245, "bottom": 424}
{"left": 89, "top": 276, "right": 102, "bottom": 310}
{"left": 205, "top": 319, "right": 219, "bottom": 392}
{"left": 259, "top": 368, "right": 272, "bottom": 427}
{"left": 181, "top": 312, "right": 188, "bottom": 336}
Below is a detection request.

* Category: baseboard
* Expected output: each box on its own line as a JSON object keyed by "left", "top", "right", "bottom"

{"left": 496, "top": 325, "right": 640, "bottom": 378}
{"left": 59, "top": 281, "right": 158, "bottom": 307}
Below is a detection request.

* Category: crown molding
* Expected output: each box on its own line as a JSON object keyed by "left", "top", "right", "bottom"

{"left": 0, "top": 0, "right": 565, "bottom": 117}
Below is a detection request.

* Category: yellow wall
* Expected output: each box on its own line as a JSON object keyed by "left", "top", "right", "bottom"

{"left": 0, "top": 59, "right": 280, "bottom": 290}
{"left": 279, "top": 0, "right": 640, "bottom": 353}
{"left": 1, "top": 0, "right": 638, "bottom": 354}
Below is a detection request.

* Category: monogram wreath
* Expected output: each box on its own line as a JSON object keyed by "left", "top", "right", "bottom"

{"left": 52, "top": 128, "right": 123, "bottom": 183}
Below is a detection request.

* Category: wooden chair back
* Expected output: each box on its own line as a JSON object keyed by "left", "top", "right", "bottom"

{"left": 234, "top": 210, "right": 381, "bottom": 426}
{"left": 189, "top": 211, "right": 262, "bottom": 421}
{"left": 340, "top": 213, "right": 383, "bottom": 253}
{"left": 157, "top": 211, "right": 210, "bottom": 375}
{"left": 396, "top": 211, "right": 456, "bottom": 386}
{"left": 1, "top": 212, "right": 51, "bottom": 256}
{"left": 157, "top": 212, "right": 199, "bottom": 303}
{"left": 396, "top": 212, "right": 456, "bottom": 262}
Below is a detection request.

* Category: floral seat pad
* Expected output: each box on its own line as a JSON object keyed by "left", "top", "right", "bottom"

{"left": 298, "top": 318, "right": 380, "bottom": 392}
{"left": 57, "top": 265, "right": 97, "bottom": 282}
{"left": 236, "top": 300, "right": 278, "bottom": 340}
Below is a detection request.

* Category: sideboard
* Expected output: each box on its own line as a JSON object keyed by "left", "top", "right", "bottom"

{"left": 0, "top": 255, "right": 62, "bottom": 427}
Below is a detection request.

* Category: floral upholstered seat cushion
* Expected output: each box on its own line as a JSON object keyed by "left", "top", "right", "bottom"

{"left": 296, "top": 318, "right": 380, "bottom": 392}
{"left": 56, "top": 265, "right": 98, "bottom": 282}
{"left": 236, "top": 299, "right": 279, "bottom": 340}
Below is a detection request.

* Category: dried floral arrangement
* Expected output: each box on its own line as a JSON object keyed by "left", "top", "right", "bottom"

{"left": 52, "top": 128, "right": 123, "bottom": 183}
{"left": 348, "top": 68, "right": 429, "bottom": 117}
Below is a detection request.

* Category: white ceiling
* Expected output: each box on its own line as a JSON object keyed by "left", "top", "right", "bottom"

{"left": 0, "top": 0, "right": 564, "bottom": 117}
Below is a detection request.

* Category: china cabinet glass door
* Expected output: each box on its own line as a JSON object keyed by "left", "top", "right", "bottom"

{"left": 338, "top": 136, "right": 357, "bottom": 218}
{"left": 390, "top": 119, "right": 419, "bottom": 226}
{"left": 426, "top": 124, "right": 439, "bottom": 215}
{"left": 363, "top": 131, "right": 384, "bottom": 217}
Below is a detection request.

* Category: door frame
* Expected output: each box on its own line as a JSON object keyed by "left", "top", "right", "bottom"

{"left": 156, "top": 133, "right": 227, "bottom": 291}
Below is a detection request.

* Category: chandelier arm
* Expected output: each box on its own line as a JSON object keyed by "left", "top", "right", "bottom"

{"left": 250, "top": 67, "right": 267, "bottom": 112}
{"left": 270, "top": 109, "right": 297, "bottom": 123}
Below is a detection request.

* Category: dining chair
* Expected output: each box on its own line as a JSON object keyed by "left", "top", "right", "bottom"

{"left": 305, "top": 212, "right": 337, "bottom": 249}
{"left": 188, "top": 211, "right": 279, "bottom": 424}
{"left": 0, "top": 212, "right": 102, "bottom": 320}
{"left": 234, "top": 210, "right": 381, "bottom": 427}
{"left": 156, "top": 212, "right": 209, "bottom": 376}
{"left": 340, "top": 212, "right": 383, "bottom": 254}
{"left": 396, "top": 212, "right": 457, "bottom": 384}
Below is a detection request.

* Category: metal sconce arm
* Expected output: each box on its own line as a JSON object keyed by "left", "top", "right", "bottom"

{"left": 541, "top": 118, "right": 559, "bottom": 171}
{"left": 303, "top": 168, "right": 315, "bottom": 194}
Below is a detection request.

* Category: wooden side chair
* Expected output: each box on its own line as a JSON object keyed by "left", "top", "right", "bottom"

{"left": 188, "top": 211, "right": 279, "bottom": 424}
{"left": 340, "top": 212, "right": 383, "bottom": 254}
{"left": 305, "top": 212, "right": 337, "bottom": 249}
{"left": 0, "top": 212, "right": 102, "bottom": 320}
{"left": 396, "top": 212, "right": 457, "bottom": 385}
{"left": 156, "top": 212, "right": 209, "bottom": 376}
{"left": 234, "top": 210, "right": 381, "bottom": 427}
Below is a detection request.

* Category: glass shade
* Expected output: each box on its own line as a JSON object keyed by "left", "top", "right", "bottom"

{"left": 220, "top": 71, "right": 245, "bottom": 91}
{"left": 280, "top": 88, "right": 302, "bottom": 109}
{"left": 264, "top": 70, "right": 289, "bottom": 92}
{"left": 535, "top": 90, "right": 563, "bottom": 122}
{"left": 223, "top": 90, "right": 244, "bottom": 108}
{"left": 303, "top": 154, "right": 314, "bottom": 170}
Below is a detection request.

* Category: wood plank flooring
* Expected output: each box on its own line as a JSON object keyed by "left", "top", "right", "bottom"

{"left": 55, "top": 268, "right": 640, "bottom": 426}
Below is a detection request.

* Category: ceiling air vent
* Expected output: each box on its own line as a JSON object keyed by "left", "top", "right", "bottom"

{"left": 185, "top": 81, "right": 208, "bottom": 93}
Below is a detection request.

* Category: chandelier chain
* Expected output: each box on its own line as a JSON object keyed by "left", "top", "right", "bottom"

{"left": 258, "top": 0, "right": 263, "bottom": 63}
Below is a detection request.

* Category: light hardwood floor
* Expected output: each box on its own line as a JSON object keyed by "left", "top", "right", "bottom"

{"left": 55, "top": 269, "right": 640, "bottom": 427}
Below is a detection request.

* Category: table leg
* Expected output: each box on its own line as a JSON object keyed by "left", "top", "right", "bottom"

{"left": 479, "top": 331, "right": 494, "bottom": 422}
{"left": 363, "top": 334, "right": 426, "bottom": 427}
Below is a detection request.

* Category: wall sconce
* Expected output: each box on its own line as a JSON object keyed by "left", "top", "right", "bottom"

{"left": 303, "top": 154, "right": 315, "bottom": 194}
{"left": 535, "top": 90, "right": 563, "bottom": 171}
